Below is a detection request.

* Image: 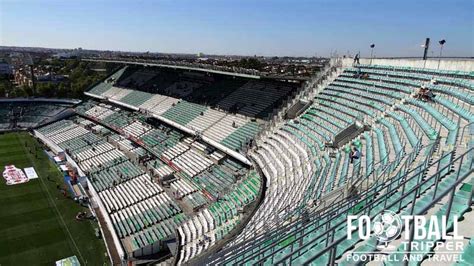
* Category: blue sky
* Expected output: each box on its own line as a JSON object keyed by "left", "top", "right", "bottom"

{"left": 1, "top": 0, "right": 473, "bottom": 57}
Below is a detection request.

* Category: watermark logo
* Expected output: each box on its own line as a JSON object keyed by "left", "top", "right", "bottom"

{"left": 346, "top": 212, "right": 465, "bottom": 263}
{"left": 372, "top": 210, "right": 402, "bottom": 247}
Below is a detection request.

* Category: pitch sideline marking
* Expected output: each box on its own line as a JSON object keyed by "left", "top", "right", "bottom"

{"left": 18, "top": 134, "right": 86, "bottom": 265}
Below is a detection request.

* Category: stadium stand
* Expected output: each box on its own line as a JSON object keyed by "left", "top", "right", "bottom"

{"left": 24, "top": 57, "right": 472, "bottom": 265}
{"left": 0, "top": 100, "right": 76, "bottom": 130}
{"left": 85, "top": 66, "right": 298, "bottom": 154}
{"left": 198, "top": 58, "right": 473, "bottom": 265}
{"left": 216, "top": 80, "right": 292, "bottom": 117}
{"left": 34, "top": 99, "right": 263, "bottom": 261}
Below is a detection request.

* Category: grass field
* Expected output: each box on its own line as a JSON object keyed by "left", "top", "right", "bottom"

{"left": 0, "top": 132, "right": 108, "bottom": 265}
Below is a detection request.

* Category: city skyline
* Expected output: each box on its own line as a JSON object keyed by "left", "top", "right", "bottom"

{"left": 1, "top": 0, "right": 473, "bottom": 57}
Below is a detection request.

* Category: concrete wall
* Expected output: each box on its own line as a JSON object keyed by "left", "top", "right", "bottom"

{"left": 339, "top": 58, "right": 474, "bottom": 72}
{"left": 87, "top": 178, "right": 126, "bottom": 261}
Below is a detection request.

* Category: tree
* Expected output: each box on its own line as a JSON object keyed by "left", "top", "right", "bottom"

{"left": 237, "top": 58, "right": 264, "bottom": 70}
{"left": 4, "top": 59, "right": 112, "bottom": 99}
{"left": 0, "top": 78, "right": 14, "bottom": 97}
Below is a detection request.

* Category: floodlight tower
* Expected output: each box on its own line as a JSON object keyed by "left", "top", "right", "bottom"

{"left": 422, "top": 38, "right": 430, "bottom": 68}
{"left": 437, "top": 39, "right": 446, "bottom": 69}
{"left": 422, "top": 38, "right": 430, "bottom": 60}
{"left": 370, "top": 44, "right": 375, "bottom": 65}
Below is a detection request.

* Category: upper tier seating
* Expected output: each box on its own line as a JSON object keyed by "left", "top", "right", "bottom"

{"left": 187, "top": 108, "right": 226, "bottom": 132}
{"left": 162, "top": 101, "right": 208, "bottom": 126}
{"left": 88, "top": 82, "right": 261, "bottom": 152}
{"left": 203, "top": 62, "right": 473, "bottom": 266}
{"left": 208, "top": 145, "right": 472, "bottom": 265}
{"left": 88, "top": 67, "right": 129, "bottom": 95}
{"left": 216, "top": 80, "right": 292, "bottom": 117}
{"left": 86, "top": 67, "right": 298, "bottom": 153}
{"left": 228, "top": 63, "right": 473, "bottom": 248}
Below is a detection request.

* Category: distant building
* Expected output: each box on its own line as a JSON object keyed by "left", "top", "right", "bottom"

{"left": 36, "top": 72, "right": 67, "bottom": 83}
{"left": 54, "top": 48, "right": 83, "bottom": 59}
{"left": 14, "top": 66, "right": 67, "bottom": 87}
{"left": 0, "top": 60, "right": 13, "bottom": 75}
{"left": 14, "top": 68, "right": 32, "bottom": 87}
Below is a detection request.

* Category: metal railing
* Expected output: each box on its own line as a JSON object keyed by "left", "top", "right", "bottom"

{"left": 460, "top": 121, "right": 474, "bottom": 147}
{"left": 207, "top": 145, "right": 472, "bottom": 266}
{"left": 198, "top": 60, "right": 468, "bottom": 263}
{"left": 232, "top": 125, "right": 428, "bottom": 244}
{"left": 237, "top": 145, "right": 367, "bottom": 240}
{"left": 350, "top": 140, "right": 406, "bottom": 192}
{"left": 292, "top": 147, "right": 473, "bottom": 266}
{"left": 203, "top": 135, "right": 435, "bottom": 265}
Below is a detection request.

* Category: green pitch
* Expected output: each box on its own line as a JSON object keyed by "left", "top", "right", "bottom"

{"left": 0, "top": 132, "right": 108, "bottom": 265}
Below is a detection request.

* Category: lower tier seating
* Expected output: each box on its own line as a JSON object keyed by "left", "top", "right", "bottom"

{"left": 37, "top": 111, "right": 263, "bottom": 258}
